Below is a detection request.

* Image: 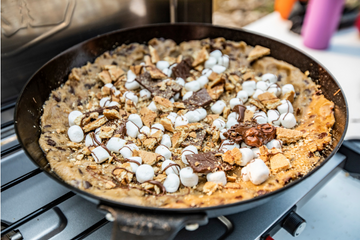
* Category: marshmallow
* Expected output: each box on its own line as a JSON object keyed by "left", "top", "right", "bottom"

{"left": 155, "top": 145, "right": 172, "bottom": 159}
{"left": 175, "top": 77, "right": 185, "bottom": 86}
{"left": 99, "top": 97, "right": 111, "bottom": 107}
{"left": 212, "top": 65, "right": 226, "bottom": 74}
{"left": 174, "top": 94, "right": 180, "bottom": 101}
{"left": 120, "top": 144, "right": 139, "bottom": 159}
{"left": 182, "top": 91, "right": 193, "bottom": 101}
{"left": 230, "top": 98, "right": 243, "bottom": 109}
{"left": 127, "top": 69, "right": 136, "bottom": 82}
{"left": 136, "top": 164, "right": 154, "bottom": 183}
{"left": 184, "top": 111, "right": 200, "bottom": 123}
{"left": 239, "top": 148, "right": 254, "bottom": 166}
{"left": 156, "top": 61, "right": 170, "bottom": 71}
{"left": 128, "top": 156, "right": 142, "bottom": 172}
{"left": 226, "top": 118, "right": 238, "bottom": 129}
{"left": 181, "top": 145, "right": 198, "bottom": 164}
{"left": 256, "top": 81, "right": 270, "bottom": 91}
{"left": 210, "top": 50, "right": 222, "bottom": 60}
{"left": 253, "top": 111, "right": 268, "bottom": 124}
{"left": 124, "top": 91, "right": 138, "bottom": 104}
{"left": 128, "top": 114, "right": 143, "bottom": 129}
{"left": 246, "top": 105, "right": 257, "bottom": 113}
{"left": 91, "top": 146, "right": 110, "bottom": 163}
{"left": 204, "top": 56, "right": 217, "bottom": 69}
{"left": 194, "top": 108, "right": 207, "bottom": 120}
{"left": 169, "top": 63, "right": 177, "bottom": 70}
{"left": 125, "top": 80, "right": 140, "bottom": 90}
{"left": 241, "top": 142, "right": 251, "bottom": 148}
{"left": 167, "top": 112, "right": 178, "bottom": 125}
{"left": 104, "top": 83, "right": 114, "bottom": 89}
{"left": 228, "top": 112, "right": 239, "bottom": 120}
{"left": 212, "top": 118, "right": 226, "bottom": 130}
{"left": 68, "top": 125, "right": 84, "bottom": 143}
{"left": 220, "top": 129, "right": 227, "bottom": 140}
{"left": 185, "top": 81, "right": 201, "bottom": 92}
{"left": 148, "top": 101, "right": 158, "bottom": 112}
{"left": 162, "top": 68, "right": 172, "bottom": 77}
{"left": 266, "top": 139, "right": 283, "bottom": 150}
{"left": 163, "top": 174, "right": 180, "bottom": 193}
{"left": 197, "top": 75, "right": 209, "bottom": 88}
{"left": 218, "top": 55, "right": 229, "bottom": 68}
{"left": 106, "top": 137, "right": 126, "bottom": 153}
{"left": 236, "top": 90, "right": 248, "bottom": 103}
{"left": 202, "top": 69, "right": 213, "bottom": 77}
{"left": 68, "top": 111, "right": 83, "bottom": 127}
{"left": 108, "top": 101, "right": 120, "bottom": 107}
{"left": 220, "top": 140, "right": 240, "bottom": 152}
{"left": 267, "top": 84, "right": 281, "bottom": 97}
{"left": 241, "top": 166, "right": 250, "bottom": 181}
{"left": 126, "top": 121, "right": 140, "bottom": 138}
{"left": 175, "top": 115, "right": 189, "bottom": 128}
{"left": 207, "top": 171, "right": 227, "bottom": 186}
{"left": 252, "top": 148, "right": 260, "bottom": 158}
{"left": 151, "top": 123, "right": 164, "bottom": 135}
{"left": 267, "top": 110, "right": 281, "bottom": 126}
{"left": 252, "top": 89, "right": 265, "bottom": 100}
{"left": 242, "top": 81, "right": 256, "bottom": 96}
{"left": 261, "top": 73, "right": 278, "bottom": 84}
{"left": 85, "top": 133, "right": 102, "bottom": 147}
{"left": 113, "top": 90, "right": 121, "bottom": 97}
{"left": 180, "top": 167, "right": 199, "bottom": 187}
{"left": 280, "top": 113, "right": 297, "bottom": 128}
{"left": 161, "top": 134, "right": 172, "bottom": 148}
{"left": 161, "top": 160, "right": 180, "bottom": 175}
{"left": 277, "top": 100, "right": 294, "bottom": 114}
{"left": 282, "top": 84, "right": 295, "bottom": 96}
{"left": 95, "top": 127, "right": 101, "bottom": 135}
{"left": 211, "top": 100, "right": 226, "bottom": 114}
{"left": 140, "top": 89, "right": 151, "bottom": 99}
{"left": 247, "top": 159, "right": 270, "bottom": 185}
{"left": 138, "top": 126, "right": 150, "bottom": 140}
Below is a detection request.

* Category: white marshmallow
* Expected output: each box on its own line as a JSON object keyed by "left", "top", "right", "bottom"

{"left": 136, "top": 164, "right": 154, "bottom": 183}
{"left": 267, "top": 110, "right": 281, "bottom": 126}
{"left": 212, "top": 65, "right": 226, "bottom": 74}
{"left": 128, "top": 114, "right": 143, "bottom": 129}
{"left": 185, "top": 81, "right": 201, "bottom": 92}
{"left": 241, "top": 142, "right": 251, "bottom": 148}
{"left": 202, "top": 68, "right": 213, "bottom": 77}
{"left": 151, "top": 123, "right": 164, "bottom": 135}
{"left": 162, "top": 68, "right": 172, "bottom": 77}
{"left": 252, "top": 89, "right": 264, "bottom": 100}
{"left": 246, "top": 105, "right": 257, "bottom": 113}
{"left": 218, "top": 55, "right": 229, "bottom": 68}
{"left": 99, "top": 97, "right": 111, "bottom": 107}
{"left": 104, "top": 83, "right": 114, "bottom": 89}
{"left": 207, "top": 171, "right": 227, "bottom": 186}
{"left": 95, "top": 127, "right": 101, "bottom": 135}
{"left": 242, "top": 81, "right": 256, "bottom": 96}
{"left": 163, "top": 174, "right": 180, "bottom": 193}
{"left": 256, "top": 81, "right": 270, "bottom": 91}
{"left": 108, "top": 101, "right": 120, "bottom": 107}
{"left": 236, "top": 90, "right": 248, "bottom": 103}
{"left": 139, "top": 89, "right": 151, "bottom": 99}
{"left": 140, "top": 126, "right": 150, "bottom": 135}
{"left": 127, "top": 69, "right": 136, "bottom": 82}
{"left": 211, "top": 100, "right": 226, "bottom": 114}
{"left": 229, "top": 98, "right": 243, "bottom": 109}
{"left": 197, "top": 75, "right": 209, "bottom": 88}
{"left": 181, "top": 145, "right": 198, "bottom": 164}
{"left": 124, "top": 91, "right": 138, "bottom": 104}
{"left": 220, "top": 140, "right": 240, "bottom": 152}
{"left": 267, "top": 84, "right": 281, "bottom": 97}
{"left": 91, "top": 146, "right": 110, "bottom": 163}
{"left": 247, "top": 159, "right": 270, "bottom": 185}
{"left": 106, "top": 137, "right": 126, "bottom": 153}
{"left": 167, "top": 112, "right": 178, "bottom": 125}
{"left": 184, "top": 111, "right": 200, "bottom": 123}
{"left": 175, "top": 77, "right": 185, "bottom": 86}
{"left": 156, "top": 61, "right": 170, "bottom": 71}
{"left": 210, "top": 50, "right": 222, "bottom": 60}
{"left": 205, "top": 57, "right": 217, "bottom": 69}
{"left": 280, "top": 113, "right": 297, "bottom": 128}
{"left": 68, "top": 111, "right": 83, "bottom": 127}
{"left": 253, "top": 111, "right": 268, "bottom": 124}
{"left": 174, "top": 93, "right": 180, "bottom": 101}
{"left": 161, "top": 134, "right": 172, "bottom": 148}
{"left": 161, "top": 160, "right": 180, "bottom": 175}
{"left": 227, "top": 112, "right": 239, "bottom": 120}
{"left": 241, "top": 166, "right": 250, "bottom": 182}
{"left": 126, "top": 121, "right": 139, "bottom": 138}
{"left": 212, "top": 118, "right": 226, "bottom": 130}
{"left": 175, "top": 116, "right": 189, "bottom": 128}
{"left": 220, "top": 129, "right": 227, "bottom": 140}
{"left": 239, "top": 148, "right": 254, "bottom": 166}
{"left": 282, "top": 84, "right": 295, "bottom": 96}
{"left": 182, "top": 91, "right": 193, "bottom": 101}
{"left": 85, "top": 133, "right": 102, "bottom": 147}
{"left": 148, "top": 101, "right": 158, "bottom": 112}
{"left": 128, "top": 156, "right": 142, "bottom": 173}
{"left": 226, "top": 118, "right": 238, "bottom": 129}
{"left": 68, "top": 125, "right": 84, "bottom": 143}
{"left": 277, "top": 100, "right": 294, "bottom": 115}
{"left": 266, "top": 139, "right": 283, "bottom": 150}
{"left": 261, "top": 73, "right": 278, "bottom": 84}
{"left": 194, "top": 108, "right": 207, "bottom": 120}
{"left": 113, "top": 90, "right": 121, "bottom": 97}
{"left": 125, "top": 81, "right": 140, "bottom": 90}
{"left": 169, "top": 63, "right": 177, "bottom": 70}
{"left": 120, "top": 144, "right": 139, "bottom": 159}
{"left": 155, "top": 145, "right": 172, "bottom": 159}
{"left": 252, "top": 148, "right": 260, "bottom": 158}
{"left": 180, "top": 167, "right": 199, "bottom": 187}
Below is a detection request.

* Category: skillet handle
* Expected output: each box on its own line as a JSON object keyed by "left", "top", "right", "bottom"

{"left": 99, "top": 205, "right": 208, "bottom": 240}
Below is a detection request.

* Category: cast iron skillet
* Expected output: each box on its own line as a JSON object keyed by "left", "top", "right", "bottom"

{"left": 15, "top": 23, "right": 348, "bottom": 239}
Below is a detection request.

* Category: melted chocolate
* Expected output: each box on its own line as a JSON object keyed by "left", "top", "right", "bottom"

{"left": 185, "top": 88, "right": 213, "bottom": 107}
{"left": 161, "top": 163, "right": 181, "bottom": 174}
{"left": 143, "top": 180, "right": 166, "bottom": 195}
{"left": 172, "top": 58, "right": 193, "bottom": 79}
{"left": 186, "top": 151, "right": 222, "bottom": 173}
{"left": 233, "top": 104, "right": 247, "bottom": 122}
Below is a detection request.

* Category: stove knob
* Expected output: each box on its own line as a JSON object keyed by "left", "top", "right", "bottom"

{"left": 282, "top": 211, "right": 306, "bottom": 237}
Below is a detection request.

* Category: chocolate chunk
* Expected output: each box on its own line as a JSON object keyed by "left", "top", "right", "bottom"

{"left": 172, "top": 58, "right": 193, "bottom": 79}
{"left": 318, "top": 132, "right": 328, "bottom": 139}
{"left": 233, "top": 104, "right": 246, "bottom": 122}
{"left": 186, "top": 151, "right": 222, "bottom": 173}
{"left": 185, "top": 89, "right": 213, "bottom": 107}
{"left": 83, "top": 180, "right": 92, "bottom": 189}
{"left": 181, "top": 129, "right": 207, "bottom": 148}
{"left": 46, "top": 139, "right": 56, "bottom": 146}
{"left": 135, "top": 72, "right": 182, "bottom": 99}
{"left": 52, "top": 94, "right": 61, "bottom": 102}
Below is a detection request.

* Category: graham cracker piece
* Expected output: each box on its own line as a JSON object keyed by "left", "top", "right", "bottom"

{"left": 103, "top": 109, "right": 120, "bottom": 120}
{"left": 144, "top": 55, "right": 153, "bottom": 66}
{"left": 69, "top": 68, "right": 81, "bottom": 81}
{"left": 249, "top": 99, "right": 266, "bottom": 112}
{"left": 247, "top": 45, "right": 270, "bottom": 62}
{"left": 276, "top": 127, "right": 304, "bottom": 143}
{"left": 204, "top": 114, "right": 219, "bottom": 124}
{"left": 270, "top": 154, "right": 291, "bottom": 173}
{"left": 228, "top": 74, "right": 241, "bottom": 84}
{"left": 174, "top": 102, "right": 185, "bottom": 108}
{"left": 282, "top": 91, "right": 295, "bottom": 103}
{"left": 142, "top": 138, "right": 158, "bottom": 150}
{"left": 208, "top": 75, "right": 225, "bottom": 89}
{"left": 83, "top": 117, "right": 108, "bottom": 132}
{"left": 149, "top": 45, "right": 160, "bottom": 63}
{"left": 226, "top": 174, "right": 238, "bottom": 182}
{"left": 258, "top": 92, "right": 278, "bottom": 102}
{"left": 160, "top": 118, "right": 175, "bottom": 132}
{"left": 176, "top": 122, "right": 204, "bottom": 132}
{"left": 242, "top": 72, "right": 255, "bottom": 81}
{"left": 207, "top": 84, "right": 224, "bottom": 100}
{"left": 171, "top": 131, "right": 189, "bottom": 148}
{"left": 223, "top": 106, "right": 231, "bottom": 118}
{"left": 130, "top": 65, "right": 143, "bottom": 76}
{"left": 263, "top": 99, "right": 282, "bottom": 110}
{"left": 212, "top": 130, "right": 220, "bottom": 142}
{"left": 105, "top": 65, "right": 125, "bottom": 81}
{"left": 259, "top": 145, "right": 269, "bottom": 162}
{"left": 98, "top": 70, "right": 112, "bottom": 84}
{"left": 113, "top": 163, "right": 133, "bottom": 184}
{"left": 192, "top": 47, "right": 209, "bottom": 67}
{"left": 137, "top": 150, "right": 161, "bottom": 165}
{"left": 203, "top": 182, "right": 218, "bottom": 195}
{"left": 244, "top": 110, "right": 254, "bottom": 122}
{"left": 140, "top": 107, "right": 157, "bottom": 127}
{"left": 223, "top": 147, "right": 242, "bottom": 165}
{"left": 154, "top": 173, "right": 167, "bottom": 183}
{"left": 208, "top": 71, "right": 220, "bottom": 82}
{"left": 225, "top": 182, "right": 241, "bottom": 189}
{"left": 145, "top": 65, "right": 167, "bottom": 79}
{"left": 154, "top": 96, "right": 174, "bottom": 112}
{"left": 99, "top": 126, "right": 115, "bottom": 139}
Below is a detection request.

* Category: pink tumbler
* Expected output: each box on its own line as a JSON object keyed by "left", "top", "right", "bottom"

{"left": 302, "top": 0, "right": 345, "bottom": 49}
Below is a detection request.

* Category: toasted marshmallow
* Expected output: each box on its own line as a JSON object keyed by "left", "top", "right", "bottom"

{"left": 91, "top": 146, "right": 110, "bottom": 163}
{"left": 150, "top": 123, "right": 164, "bottom": 135}
{"left": 148, "top": 101, "right": 158, "bottom": 112}
{"left": 280, "top": 113, "right": 297, "bottom": 128}
{"left": 167, "top": 112, "right": 178, "bottom": 125}
{"left": 197, "top": 75, "right": 209, "bottom": 88}
{"left": 99, "top": 97, "right": 111, "bottom": 107}
{"left": 212, "top": 118, "right": 226, "bottom": 130}
{"left": 218, "top": 55, "right": 229, "bottom": 68}
{"left": 68, "top": 111, "right": 83, "bottom": 127}
{"left": 128, "top": 156, "right": 142, "bottom": 172}
{"left": 161, "top": 134, "right": 172, "bottom": 148}
{"left": 204, "top": 56, "right": 217, "bottom": 69}
{"left": 120, "top": 144, "right": 139, "bottom": 159}
{"left": 182, "top": 91, "right": 193, "bottom": 101}
{"left": 185, "top": 81, "right": 201, "bottom": 92}
{"left": 220, "top": 129, "right": 227, "bottom": 140}
{"left": 241, "top": 142, "right": 251, "bottom": 148}
{"left": 156, "top": 61, "right": 170, "bottom": 71}
{"left": 229, "top": 98, "right": 243, "bottom": 109}
{"left": 162, "top": 160, "right": 180, "bottom": 175}
{"left": 175, "top": 77, "right": 185, "bottom": 86}
{"left": 128, "top": 114, "right": 143, "bottom": 128}
{"left": 239, "top": 148, "right": 254, "bottom": 166}
{"left": 212, "top": 65, "right": 226, "bottom": 74}
{"left": 202, "top": 68, "right": 213, "bottom": 77}
{"left": 68, "top": 125, "right": 84, "bottom": 143}
{"left": 253, "top": 111, "right": 268, "bottom": 124}
{"left": 211, "top": 100, "right": 226, "bottom": 114}
{"left": 241, "top": 166, "right": 250, "bottom": 181}
{"left": 85, "top": 133, "right": 101, "bottom": 147}
{"left": 162, "top": 68, "right": 172, "bottom": 77}
{"left": 247, "top": 159, "right": 270, "bottom": 185}
{"left": 139, "top": 89, "right": 151, "bottom": 99}
{"left": 210, "top": 50, "right": 222, "bottom": 60}
{"left": 181, "top": 145, "right": 198, "bottom": 164}
{"left": 282, "top": 84, "right": 295, "bottom": 96}
{"left": 136, "top": 164, "right": 154, "bottom": 183}
{"left": 236, "top": 90, "right": 248, "bottom": 103}
{"left": 163, "top": 174, "right": 180, "bottom": 193}
{"left": 124, "top": 91, "right": 138, "bottom": 104}
{"left": 106, "top": 137, "right": 126, "bottom": 153}
{"left": 207, "top": 171, "right": 227, "bottom": 186}
{"left": 220, "top": 140, "right": 240, "bottom": 152}
{"left": 242, "top": 81, "right": 256, "bottom": 96}
{"left": 180, "top": 167, "right": 199, "bottom": 187}
{"left": 194, "top": 108, "right": 207, "bottom": 120}
{"left": 252, "top": 148, "right": 260, "bottom": 158}
{"left": 267, "top": 84, "right": 281, "bottom": 97}
{"left": 252, "top": 89, "right": 265, "bottom": 100}
{"left": 126, "top": 121, "right": 140, "bottom": 138}
{"left": 175, "top": 116, "right": 189, "bottom": 128}
{"left": 277, "top": 100, "right": 294, "bottom": 114}
{"left": 267, "top": 109, "right": 281, "bottom": 126}
{"left": 226, "top": 118, "right": 238, "bottom": 129}
{"left": 184, "top": 111, "right": 200, "bottom": 123}
{"left": 266, "top": 139, "right": 283, "bottom": 149}
{"left": 125, "top": 81, "right": 140, "bottom": 90}
{"left": 261, "top": 73, "right": 278, "bottom": 84}
{"left": 256, "top": 81, "right": 270, "bottom": 91}
{"left": 155, "top": 145, "right": 172, "bottom": 159}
